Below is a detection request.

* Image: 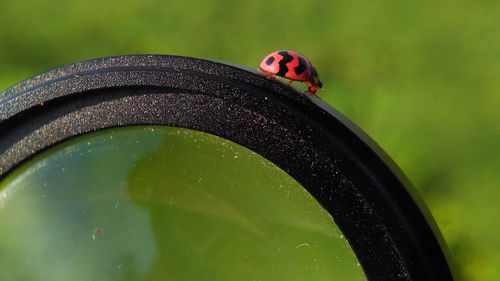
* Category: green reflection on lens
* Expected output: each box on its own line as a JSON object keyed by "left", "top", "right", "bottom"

{"left": 0, "top": 126, "right": 365, "bottom": 281}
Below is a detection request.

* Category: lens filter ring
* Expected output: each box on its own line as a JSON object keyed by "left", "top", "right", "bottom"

{"left": 0, "top": 55, "right": 454, "bottom": 281}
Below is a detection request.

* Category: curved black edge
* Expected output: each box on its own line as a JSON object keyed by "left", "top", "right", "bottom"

{"left": 0, "top": 55, "right": 454, "bottom": 281}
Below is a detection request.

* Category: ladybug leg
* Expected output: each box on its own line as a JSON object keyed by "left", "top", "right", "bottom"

{"left": 306, "top": 89, "right": 320, "bottom": 98}
{"left": 304, "top": 82, "right": 320, "bottom": 98}
{"left": 264, "top": 73, "right": 278, "bottom": 80}
{"left": 287, "top": 80, "right": 294, "bottom": 86}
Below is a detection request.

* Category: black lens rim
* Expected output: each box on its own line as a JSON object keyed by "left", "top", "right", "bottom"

{"left": 0, "top": 55, "right": 454, "bottom": 281}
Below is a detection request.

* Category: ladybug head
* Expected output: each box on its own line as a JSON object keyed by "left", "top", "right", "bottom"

{"left": 311, "top": 67, "right": 322, "bottom": 89}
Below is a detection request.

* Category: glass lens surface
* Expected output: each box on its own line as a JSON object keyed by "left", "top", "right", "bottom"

{"left": 0, "top": 126, "right": 365, "bottom": 281}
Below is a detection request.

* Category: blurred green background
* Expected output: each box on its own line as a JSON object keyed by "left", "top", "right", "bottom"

{"left": 0, "top": 0, "right": 498, "bottom": 280}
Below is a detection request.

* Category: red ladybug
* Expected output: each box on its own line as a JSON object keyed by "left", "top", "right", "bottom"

{"left": 258, "top": 50, "right": 323, "bottom": 97}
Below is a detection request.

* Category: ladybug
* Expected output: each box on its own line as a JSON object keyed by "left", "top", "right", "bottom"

{"left": 258, "top": 50, "right": 323, "bottom": 97}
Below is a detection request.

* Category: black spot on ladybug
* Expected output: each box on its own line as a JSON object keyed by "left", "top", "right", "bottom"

{"left": 277, "top": 51, "right": 293, "bottom": 76}
{"left": 311, "top": 67, "right": 318, "bottom": 78}
{"left": 294, "top": 57, "right": 307, "bottom": 75}
{"left": 265, "top": 56, "right": 275, "bottom": 65}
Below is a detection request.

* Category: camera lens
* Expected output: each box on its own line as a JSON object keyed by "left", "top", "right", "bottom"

{"left": 0, "top": 55, "right": 455, "bottom": 281}
{"left": 0, "top": 126, "right": 366, "bottom": 280}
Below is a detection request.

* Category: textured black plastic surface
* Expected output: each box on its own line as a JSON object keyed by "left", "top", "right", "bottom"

{"left": 0, "top": 55, "right": 454, "bottom": 281}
